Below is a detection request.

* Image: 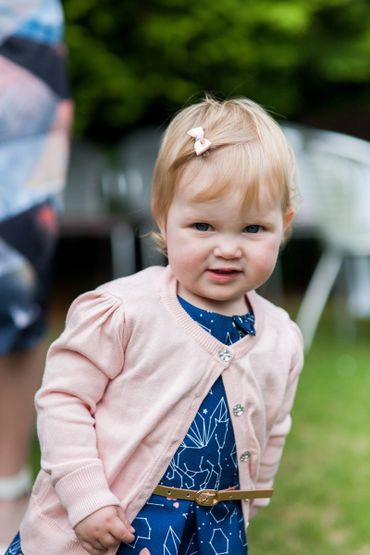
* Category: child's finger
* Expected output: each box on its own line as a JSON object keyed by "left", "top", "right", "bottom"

{"left": 80, "top": 539, "right": 106, "bottom": 555}
{"left": 116, "top": 506, "right": 135, "bottom": 533}
{"left": 109, "top": 516, "right": 135, "bottom": 544}
{"left": 120, "top": 527, "right": 136, "bottom": 544}
{"left": 97, "top": 531, "right": 121, "bottom": 549}
{"left": 113, "top": 507, "right": 136, "bottom": 542}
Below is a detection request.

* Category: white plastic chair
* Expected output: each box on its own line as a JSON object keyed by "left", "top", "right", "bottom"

{"left": 280, "top": 123, "right": 322, "bottom": 237}
{"left": 295, "top": 129, "right": 370, "bottom": 351}
{"left": 259, "top": 123, "right": 322, "bottom": 305}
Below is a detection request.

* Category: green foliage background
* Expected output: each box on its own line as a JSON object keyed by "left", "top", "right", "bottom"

{"left": 63, "top": 0, "right": 370, "bottom": 141}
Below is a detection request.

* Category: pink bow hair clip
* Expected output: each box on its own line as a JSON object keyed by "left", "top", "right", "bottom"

{"left": 187, "top": 126, "right": 212, "bottom": 156}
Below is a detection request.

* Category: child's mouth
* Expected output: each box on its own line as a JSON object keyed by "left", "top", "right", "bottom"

{"left": 207, "top": 268, "right": 241, "bottom": 281}
{"left": 210, "top": 268, "right": 240, "bottom": 274}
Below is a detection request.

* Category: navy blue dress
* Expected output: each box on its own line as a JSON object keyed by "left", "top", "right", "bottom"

{"left": 117, "top": 297, "right": 255, "bottom": 555}
{"left": 6, "top": 298, "right": 255, "bottom": 555}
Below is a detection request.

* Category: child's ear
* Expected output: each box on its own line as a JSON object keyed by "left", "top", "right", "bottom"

{"left": 283, "top": 208, "right": 295, "bottom": 232}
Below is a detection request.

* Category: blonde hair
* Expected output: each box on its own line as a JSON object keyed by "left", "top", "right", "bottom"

{"left": 151, "top": 95, "right": 298, "bottom": 249}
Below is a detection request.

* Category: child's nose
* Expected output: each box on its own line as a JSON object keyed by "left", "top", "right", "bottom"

{"left": 213, "top": 236, "right": 242, "bottom": 259}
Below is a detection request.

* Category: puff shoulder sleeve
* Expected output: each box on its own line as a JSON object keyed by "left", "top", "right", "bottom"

{"left": 35, "top": 289, "right": 126, "bottom": 526}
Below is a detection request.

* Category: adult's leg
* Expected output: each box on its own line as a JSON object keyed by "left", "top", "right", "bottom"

{"left": 0, "top": 204, "right": 58, "bottom": 549}
{"left": 0, "top": 343, "right": 45, "bottom": 475}
{"left": 0, "top": 342, "right": 46, "bottom": 547}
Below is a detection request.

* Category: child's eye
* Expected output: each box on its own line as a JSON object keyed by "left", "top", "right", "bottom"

{"left": 194, "top": 223, "right": 211, "bottom": 231}
{"left": 244, "top": 224, "right": 262, "bottom": 234}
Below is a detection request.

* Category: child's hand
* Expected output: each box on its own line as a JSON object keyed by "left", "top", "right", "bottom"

{"left": 74, "top": 505, "right": 135, "bottom": 555}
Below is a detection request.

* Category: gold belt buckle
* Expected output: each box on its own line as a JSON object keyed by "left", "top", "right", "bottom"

{"left": 195, "top": 489, "right": 219, "bottom": 507}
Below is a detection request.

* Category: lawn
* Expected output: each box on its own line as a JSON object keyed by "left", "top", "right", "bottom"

{"left": 31, "top": 301, "right": 370, "bottom": 554}
{"left": 249, "top": 304, "right": 370, "bottom": 555}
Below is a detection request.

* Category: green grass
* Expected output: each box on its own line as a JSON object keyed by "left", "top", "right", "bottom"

{"left": 249, "top": 305, "right": 370, "bottom": 555}
{"left": 30, "top": 302, "right": 370, "bottom": 554}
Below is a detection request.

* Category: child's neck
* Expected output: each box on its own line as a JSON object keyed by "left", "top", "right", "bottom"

{"left": 177, "top": 287, "right": 250, "bottom": 316}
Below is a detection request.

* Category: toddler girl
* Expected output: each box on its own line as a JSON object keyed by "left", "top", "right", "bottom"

{"left": 6, "top": 96, "right": 303, "bottom": 555}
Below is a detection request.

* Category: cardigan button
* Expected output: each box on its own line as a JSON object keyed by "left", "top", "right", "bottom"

{"left": 233, "top": 404, "right": 245, "bottom": 416}
{"left": 240, "top": 451, "right": 251, "bottom": 462}
{"left": 218, "top": 348, "right": 232, "bottom": 362}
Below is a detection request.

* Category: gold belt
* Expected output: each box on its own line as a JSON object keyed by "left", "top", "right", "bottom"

{"left": 153, "top": 485, "right": 273, "bottom": 507}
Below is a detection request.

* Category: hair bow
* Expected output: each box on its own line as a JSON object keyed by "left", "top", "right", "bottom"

{"left": 187, "top": 126, "right": 212, "bottom": 156}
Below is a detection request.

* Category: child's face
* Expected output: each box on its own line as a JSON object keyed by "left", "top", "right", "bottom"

{"left": 161, "top": 170, "right": 294, "bottom": 315}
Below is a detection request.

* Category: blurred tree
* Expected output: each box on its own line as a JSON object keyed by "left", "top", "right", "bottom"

{"left": 63, "top": 0, "right": 370, "bottom": 141}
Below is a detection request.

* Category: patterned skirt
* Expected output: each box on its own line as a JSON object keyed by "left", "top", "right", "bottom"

{"left": 116, "top": 376, "right": 248, "bottom": 554}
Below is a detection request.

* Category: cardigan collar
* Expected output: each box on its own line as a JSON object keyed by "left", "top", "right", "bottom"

{"left": 160, "top": 265, "right": 264, "bottom": 360}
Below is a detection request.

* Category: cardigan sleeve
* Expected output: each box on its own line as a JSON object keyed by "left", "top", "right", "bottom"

{"left": 35, "top": 289, "right": 126, "bottom": 527}
{"left": 250, "top": 321, "right": 304, "bottom": 518}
